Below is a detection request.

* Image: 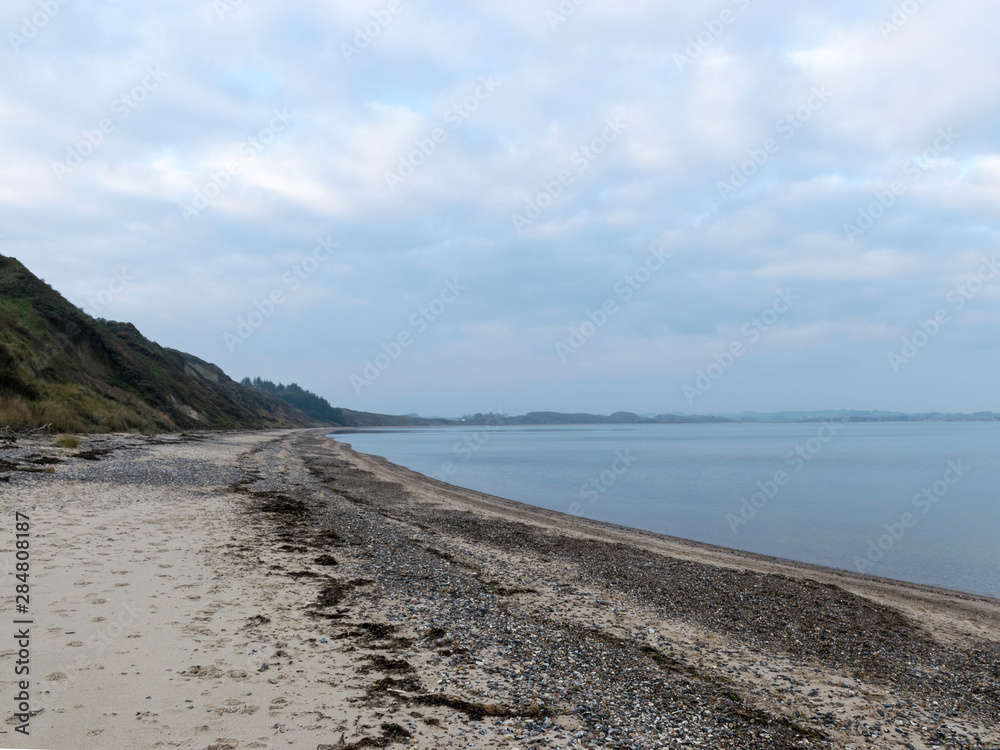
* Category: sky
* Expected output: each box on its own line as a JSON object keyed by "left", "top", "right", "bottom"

{"left": 2, "top": 0, "right": 999, "bottom": 417}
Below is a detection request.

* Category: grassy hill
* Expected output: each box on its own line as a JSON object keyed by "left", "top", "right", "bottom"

{"left": 0, "top": 255, "right": 316, "bottom": 433}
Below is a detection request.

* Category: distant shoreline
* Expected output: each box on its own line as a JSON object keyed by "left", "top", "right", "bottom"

{"left": 330, "top": 412, "right": 1000, "bottom": 429}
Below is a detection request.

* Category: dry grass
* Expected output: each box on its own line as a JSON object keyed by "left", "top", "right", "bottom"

{"left": 0, "top": 395, "right": 32, "bottom": 427}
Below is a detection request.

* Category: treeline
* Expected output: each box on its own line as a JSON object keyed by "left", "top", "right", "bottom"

{"left": 240, "top": 377, "right": 346, "bottom": 424}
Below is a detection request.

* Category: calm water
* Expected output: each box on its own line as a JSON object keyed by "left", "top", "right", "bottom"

{"left": 333, "top": 422, "right": 1000, "bottom": 597}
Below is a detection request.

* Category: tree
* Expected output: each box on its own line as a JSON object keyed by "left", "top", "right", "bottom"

{"left": 240, "top": 376, "right": 346, "bottom": 424}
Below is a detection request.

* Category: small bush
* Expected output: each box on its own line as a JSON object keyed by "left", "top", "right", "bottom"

{"left": 0, "top": 396, "right": 33, "bottom": 427}
{"left": 55, "top": 435, "right": 81, "bottom": 449}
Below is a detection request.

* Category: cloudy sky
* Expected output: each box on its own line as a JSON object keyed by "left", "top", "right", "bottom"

{"left": 3, "top": 0, "right": 999, "bottom": 417}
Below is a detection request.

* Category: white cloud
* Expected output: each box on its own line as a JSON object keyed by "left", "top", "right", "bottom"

{"left": 2, "top": 0, "right": 1000, "bottom": 414}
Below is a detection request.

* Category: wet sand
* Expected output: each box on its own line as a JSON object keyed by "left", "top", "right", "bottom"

{"left": 1, "top": 428, "right": 998, "bottom": 749}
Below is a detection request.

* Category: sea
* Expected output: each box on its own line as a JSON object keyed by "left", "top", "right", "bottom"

{"left": 333, "top": 422, "right": 1000, "bottom": 598}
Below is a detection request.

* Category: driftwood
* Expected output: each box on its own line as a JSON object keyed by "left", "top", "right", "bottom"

{"left": 0, "top": 423, "right": 53, "bottom": 438}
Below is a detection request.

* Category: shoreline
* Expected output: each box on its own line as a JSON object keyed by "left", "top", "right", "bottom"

{"left": 331, "top": 428, "right": 999, "bottom": 606}
{"left": 332, "top": 436, "right": 1000, "bottom": 643}
{"left": 1, "top": 427, "right": 998, "bottom": 749}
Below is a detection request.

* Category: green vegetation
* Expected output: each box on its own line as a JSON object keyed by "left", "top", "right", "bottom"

{"left": 241, "top": 377, "right": 346, "bottom": 424}
{"left": 240, "top": 378, "right": 461, "bottom": 428}
{"left": 0, "top": 254, "right": 316, "bottom": 433}
{"left": 54, "top": 435, "right": 81, "bottom": 448}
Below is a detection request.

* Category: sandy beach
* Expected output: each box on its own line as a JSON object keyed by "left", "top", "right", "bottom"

{"left": 1, "top": 428, "right": 999, "bottom": 749}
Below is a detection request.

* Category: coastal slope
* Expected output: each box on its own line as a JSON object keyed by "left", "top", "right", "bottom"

{"left": 0, "top": 255, "right": 318, "bottom": 432}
